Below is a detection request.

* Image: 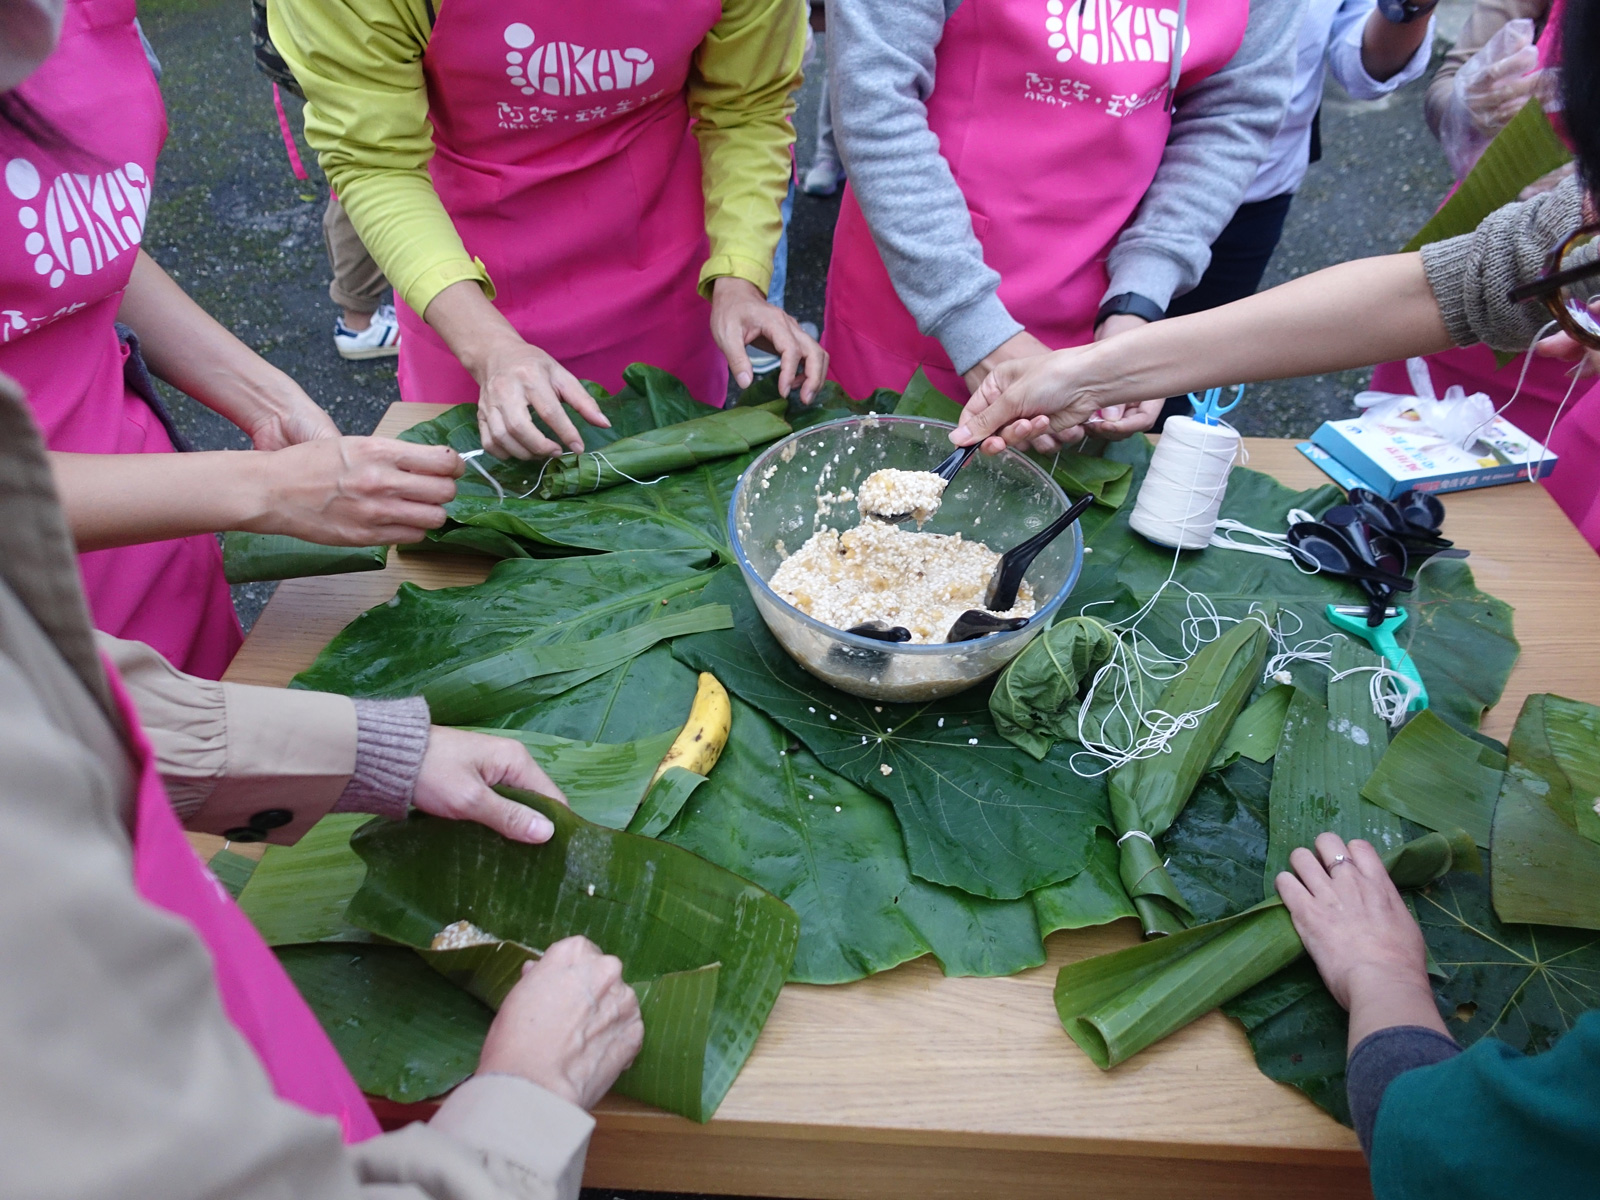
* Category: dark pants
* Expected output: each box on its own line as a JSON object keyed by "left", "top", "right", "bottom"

{"left": 1156, "top": 190, "right": 1296, "bottom": 427}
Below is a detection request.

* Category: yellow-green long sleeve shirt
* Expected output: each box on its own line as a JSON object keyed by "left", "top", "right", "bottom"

{"left": 268, "top": 0, "right": 805, "bottom": 319}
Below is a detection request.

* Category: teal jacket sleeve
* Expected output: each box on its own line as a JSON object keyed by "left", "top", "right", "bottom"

{"left": 1370, "top": 1010, "right": 1600, "bottom": 1200}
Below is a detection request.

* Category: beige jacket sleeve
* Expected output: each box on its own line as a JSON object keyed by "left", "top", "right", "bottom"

{"left": 100, "top": 632, "right": 358, "bottom": 844}
{"left": 1425, "top": 0, "right": 1550, "bottom": 138}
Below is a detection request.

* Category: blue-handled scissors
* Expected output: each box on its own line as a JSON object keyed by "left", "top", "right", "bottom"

{"left": 1187, "top": 385, "right": 1245, "bottom": 425}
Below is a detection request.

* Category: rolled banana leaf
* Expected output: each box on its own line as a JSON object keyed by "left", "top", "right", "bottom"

{"left": 344, "top": 789, "right": 799, "bottom": 1121}
{"left": 1055, "top": 829, "right": 1479, "bottom": 1069}
{"left": 534, "top": 402, "right": 791, "bottom": 499}
{"left": 222, "top": 532, "right": 387, "bottom": 584}
{"left": 989, "top": 616, "right": 1119, "bottom": 759}
{"left": 1108, "top": 617, "right": 1270, "bottom": 936}
{"left": 1359, "top": 709, "right": 1505, "bottom": 848}
{"left": 1492, "top": 693, "right": 1600, "bottom": 931}
{"left": 1263, "top": 642, "right": 1403, "bottom": 896}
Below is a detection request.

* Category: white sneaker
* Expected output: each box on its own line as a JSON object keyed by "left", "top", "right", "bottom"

{"left": 334, "top": 301, "right": 401, "bottom": 360}
{"left": 802, "top": 155, "right": 844, "bottom": 196}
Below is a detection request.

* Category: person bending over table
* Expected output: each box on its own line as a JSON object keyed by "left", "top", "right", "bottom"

{"left": 817, "top": 0, "right": 1300, "bottom": 424}
{"left": 0, "top": 0, "right": 466, "bottom": 680}
{"left": 0, "top": 367, "right": 643, "bottom": 1200}
{"left": 948, "top": 0, "right": 1600, "bottom": 549}
{"left": 1275, "top": 833, "right": 1597, "bottom": 1194}
{"left": 270, "top": 0, "right": 827, "bottom": 462}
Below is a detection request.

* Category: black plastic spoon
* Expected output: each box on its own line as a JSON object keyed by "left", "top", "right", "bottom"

{"left": 984, "top": 492, "right": 1097, "bottom": 612}
{"left": 872, "top": 443, "right": 981, "bottom": 524}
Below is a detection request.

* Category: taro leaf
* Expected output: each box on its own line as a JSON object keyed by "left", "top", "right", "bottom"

{"left": 1402, "top": 99, "right": 1571, "bottom": 253}
{"left": 1220, "top": 959, "right": 1353, "bottom": 1125}
{"left": 1110, "top": 617, "right": 1271, "bottom": 935}
{"left": 1054, "top": 831, "right": 1475, "bottom": 1069}
{"left": 291, "top": 549, "right": 716, "bottom": 702}
{"left": 464, "top": 726, "right": 680, "bottom": 829}
{"left": 627, "top": 766, "right": 707, "bottom": 838}
{"left": 1209, "top": 684, "right": 1293, "bottom": 772}
{"left": 988, "top": 616, "right": 1119, "bottom": 759}
{"left": 672, "top": 570, "right": 1110, "bottom": 901}
{"left": 492, "top": 645, "right": 701, "bottom": 744}
{"left": 222, "top": 533, "right": 387, "bottom": 585}
{"left": 1491, "top": 694, "right": 1600, "bottom": 931}
{"left": 1263, "top": 646, "right": 1403, "bottom": 896}
{"left": 345, "top": 791, "right": 799, "bottom": 1121}
{"left": 1074, "top": 447, "right": 1516, "bottom": 732}
{"left": 277, "top": 943, "right": 491, "bottom": 1104}
{"left": 1165, "top": 757, "right": 1274, "bottom": 924}
{"left": 889, "top": 369, "right": 1131, "bottom": 506}
{"left": 663, "top": 697, "right": 1103, "bottom": 983}
{"left": 237, "top": 814, "right": 372, "bottom": 945}
{"left": 1031, "top": 829, "right": 1138, "bottom": 935}
{"left": 1360, "top": 709, "right": 1505, "bottom": 848}
{"left": 533, "top": 403, "right": 789, "bottom": 499}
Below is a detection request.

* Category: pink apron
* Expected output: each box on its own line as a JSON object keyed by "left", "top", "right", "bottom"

{"left": 108, "top": 659, "right": 379, "bottom": 1141}
{"left": 822, "top": 0, "right": 1249, "bottom": 399}
{"left": 1368, "top": 0, "right": 1572, "bottom": 452}
{"left": 0, "top": 0, "right": 240, "bottom": 679}
{"left": 396, "top": 0, "right": 727, "bottom": 408}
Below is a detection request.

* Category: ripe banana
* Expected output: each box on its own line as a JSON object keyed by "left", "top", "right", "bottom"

{"left": 649, "top": 671, "right": 731, "bottom": 787}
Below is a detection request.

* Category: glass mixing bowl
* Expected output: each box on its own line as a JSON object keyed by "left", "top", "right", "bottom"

{"left": 728, "top": 415, "right": 1084, "bottom": 702}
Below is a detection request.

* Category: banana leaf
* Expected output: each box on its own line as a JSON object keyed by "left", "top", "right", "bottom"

{"left": 1109, "top": 618, "right": 1272, "bottom": 935}
{"left": 1263, "top": 643, "right": 1404, "bottom": 895}
{"left": 278, "top": 943, "right": 491, "bottom": 1103}
{"left": 222, "top": 532, "right": 388, "bottom": 584}
{"left": 1054, "top": 830, "right": 1478, "bottom": 1069}
{"left": 1359, "top": 709, "right": 1505, "bottom": 848}
{"left": 238, "top": 813, "right": 372, "bottom": 945}
{"left": 210, "top": 847, "right": 258, "bottom": 898}
{"left": 1492, "top": 693, "right": 1600, "bottom": 930}
{"left": 344, "top": 790, "right": 799, "bottom": 1121}
{"left": 291, "top": 548, "right": 717, "bottom": 702}
{"left": 891, "top": 370, "right": 1132, "bottom": 507}
{"left": 465, "top": 726, "right": 680, "bottom": 829}
{"left": 533, "top": 403, "right": 790, "bottom": 499}
{"left": 1208, "top": 683, "right": 1293, "bottom": 771}
{"left": 988, "top": 616, "right": 1119, "bottom": 759}
{"left": 1402, "top": 99, "right": 1572, "bottom": 253}
{"left": 672, "top": 569, "right": 1111, "bottom": 901}
{"left": 627, "top": 766, "right": 706, "bottom": 838}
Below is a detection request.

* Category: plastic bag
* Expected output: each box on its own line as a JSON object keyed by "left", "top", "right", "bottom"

{"left": 1354, "top": 358, "right": 1497, "bottom": 451}
{"left": 1439, "top": 18, "right": 1549, "bottom": 179}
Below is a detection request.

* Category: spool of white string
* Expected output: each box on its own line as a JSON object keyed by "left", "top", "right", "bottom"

{"left": 1129, "top": 414, "right": 1241, "bottom": 550}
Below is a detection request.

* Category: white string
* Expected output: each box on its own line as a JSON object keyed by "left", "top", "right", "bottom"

{"left": 1449, "top": 318, "right": 1582, "bottom": 485}
{"left": 1117, "top": 829, "right": 1156, "bottom": 846}
{"left": 1128, "top": 415, "right": 1242, "bottom": 549}
{"left": 458, "top": 449, "right": 506, "bottom": 501}
{"left": 1208, "top": 508, "right": 1319, "bottom": 562}
{"left": 458, "top": 448, "right": 670, "bottom": 504}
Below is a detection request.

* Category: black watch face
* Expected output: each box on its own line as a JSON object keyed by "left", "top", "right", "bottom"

{"left": 1378, "top": 0, "right": 1416, "bottom": 21}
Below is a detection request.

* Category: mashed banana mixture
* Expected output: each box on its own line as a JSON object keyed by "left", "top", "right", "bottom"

{"left": 855, "top": 468, "right": 948, "bottom": 523}
{"left": 768, "top": 517, "right": 1035, "bottom": 644}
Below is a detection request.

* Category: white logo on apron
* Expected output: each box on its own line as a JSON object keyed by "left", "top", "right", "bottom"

{"left": 502, "top": 23, "right": 655, "bottom": 98}
{"left": 1044, "top": 0, "right": 1190, "bottom": 66}
{"left": 6, "top": 157, "right": 151, "bottom": 290}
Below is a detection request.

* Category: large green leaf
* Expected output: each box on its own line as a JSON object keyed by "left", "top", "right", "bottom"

{"left": 291, "top": 549, "right": 716, "bottom": 701}
{"left": 222, "top": 533, "right": 387, "bottom": 585}
{"left": 1492, "top": 694, "right": 1600, "bottom": 931}
{"left": 1054, "top": 831, "right": 1476, "bottom": 1068}
{"left": 277, "top": 943, "right": 491, "bottom": 1103}
{"left": 672, "top": 570, "right": 1110, "bottom": 901}
{"left": 1263, "top": 644, "right": 1403, "bottom": 895}
{"left": 345, "top": 791, "right": 799, "bottom": 1121}
{"left": 1360, "top": 709, "right": 1504, "bottom": 848}
{"left": 238, "top": 814, "right": 373, "bottom": 945}
{"left": 492, "top": 645, "right": 702, "bottom": 744}
{"left": 988, "top": 616, "right": 1119, "bottom": 759}
{"left": 1165, "top": 757, "right": 1275, "bottom": 924}
{"left": 1402, "top": 99, "right": 1572, "bottom": 253}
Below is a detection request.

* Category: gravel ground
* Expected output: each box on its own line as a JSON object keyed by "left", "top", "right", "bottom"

{"left": 135, "top": 6, "right": 1459, "bottom": 1196}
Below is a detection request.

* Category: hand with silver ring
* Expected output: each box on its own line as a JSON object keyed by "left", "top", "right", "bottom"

{"left": 1274, "top": 832, "right": 1450, "bottom": 1051}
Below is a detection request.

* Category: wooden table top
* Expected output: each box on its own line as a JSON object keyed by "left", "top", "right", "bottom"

{"left": 225, "top": 402, "right": 1600, "bottom": 1200}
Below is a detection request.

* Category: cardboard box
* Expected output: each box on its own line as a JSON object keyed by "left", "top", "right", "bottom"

{"left": 1301, "top": 412, "right": 1557, "bottom": 499}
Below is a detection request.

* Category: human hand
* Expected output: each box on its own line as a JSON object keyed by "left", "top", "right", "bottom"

{"left": 244, "top": 436, "right": 462, "bottom": 545}
{"left": 1519, "top": 160, "right": 1577, "bottom": 201}
{"left": 478, "top": 936, "right": 645, "bottom": 1109}
{"left": 243, "top": 382, "right": 341, "bottom": 450}
{"left": 710, "top": 276, "right": 826, "bottom": 401}
{"left": 1461, "top": 55, "right": 1545, "bottom": 135}
{"left": 474, "top": 337, "right": 611, "bottom": 460}
{"left": 1274, "top": 833, "right": 1448, "bottom": 1047}
{"left": 961, "top": 330, "right": 1052, "bottom": 397}
{"left": 412, "top": 726, "right": 569, "bottom": 843}
{"left": 953, "top": 346, "right": 1107, "bottom": 454}
{"left": 1534, "top": 327, "right": 1600, "bottom": 377}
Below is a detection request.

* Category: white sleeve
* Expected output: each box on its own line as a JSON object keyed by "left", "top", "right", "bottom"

{"left": 1326, "top": 0, "right": 1435, "bottom": 101}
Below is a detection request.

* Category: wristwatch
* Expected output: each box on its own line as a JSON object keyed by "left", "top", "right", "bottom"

{"left": 1094, "top": 292, "right": 1166, "bottom": 329}
{"left": 1376, "top": 0, "right": 1437, "bottom": 24}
